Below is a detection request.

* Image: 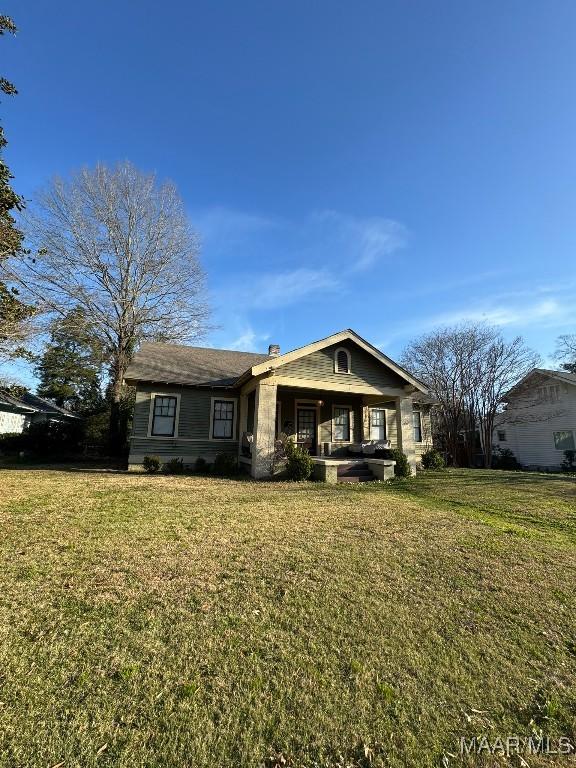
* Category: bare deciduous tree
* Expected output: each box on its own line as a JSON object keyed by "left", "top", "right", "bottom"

{"left": 468, "top": 333, "right": 540, "bottom": 467}
{"left": 555, "top": 334, "right": 576, "bottom": 373}
{"left": 402, "top": 324, "right": 539, "bottom": 467}
{"left": 3, "top": 162, "right": 210, "bottom": 449}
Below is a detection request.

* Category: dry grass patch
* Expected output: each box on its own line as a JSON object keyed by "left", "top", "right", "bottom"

{"left": 0, "top": 468, "right": 574, "bottom": 767}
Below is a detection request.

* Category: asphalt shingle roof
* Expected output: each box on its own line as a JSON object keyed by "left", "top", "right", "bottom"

{"left": 0, "top": 391, "right": 78, "bottom": 417}
{"left": 124, "top": 343, "right": 273, "bottom": 388}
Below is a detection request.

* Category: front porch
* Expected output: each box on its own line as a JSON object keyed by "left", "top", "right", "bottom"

{"left": 238, "top": 378, "right": 417, "bottom": 481}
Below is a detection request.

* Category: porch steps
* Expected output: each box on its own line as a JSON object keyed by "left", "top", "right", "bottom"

{"left": 336, "top": 462, "right": 375, "bottom": 483}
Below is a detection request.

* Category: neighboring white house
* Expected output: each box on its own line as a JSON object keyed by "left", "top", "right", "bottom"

{"left": 493, "top": 368, "right": 576, "bottom": 470}
{"left": 0, "top": 391, "right": 79, "bottom": 435}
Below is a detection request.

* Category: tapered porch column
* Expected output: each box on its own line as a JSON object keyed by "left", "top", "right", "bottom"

{"left": 395, "top": 395, "right": 417, "bottom": 473}
{"left": 251, "top": 379, "right": 277, "bottom": 479}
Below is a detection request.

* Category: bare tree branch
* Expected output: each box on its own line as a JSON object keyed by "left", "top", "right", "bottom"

{"left": 2, "top": 161, "right": 211, "bottom": 448}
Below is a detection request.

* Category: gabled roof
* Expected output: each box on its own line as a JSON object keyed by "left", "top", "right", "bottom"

{"left": 505, "top": 368, "right": 576, "bottom": 399}
{"left": 0, "top": 391, "right": 36, "bottom": 414}
{"left": 124, "top": 342, "right": 272, "bottom": 387}
{"left": 18, "top": 392, "right": 80, "bottom": 418}
{"left": 124, "top": 330, "right": 427, "bottom": 393}
{"left": 0, "top": 391, "right": 79, "bottom": 418}
{"left": 243, "top": 329, "right": 428, "bottom": 392}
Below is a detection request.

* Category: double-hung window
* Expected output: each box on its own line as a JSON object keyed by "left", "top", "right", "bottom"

{"left": 151, "top": 395, "right": 177, "bottom": 436}
{"left": 412, "top": 410, "right": 422, "bottom": 443}
{"left": 333, "top": 407, "right": 351, "bottom": 441}
{"left": 212, "top": 399, "right": 235, "bottom": 439}
{"left": 370, "top": 408, "right": 386, "bottom": 441}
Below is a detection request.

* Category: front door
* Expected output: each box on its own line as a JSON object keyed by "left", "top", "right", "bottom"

{"left": 296, "top": 407, "right": 317, "bottom": 454}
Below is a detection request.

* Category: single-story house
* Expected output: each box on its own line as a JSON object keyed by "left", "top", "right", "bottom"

{"left": 124, "top": 329, "right": 432, "bottom": 481}
{"left": 493, "top": 368, "right": 576, "bottom": 470}
{"left": 0, "top": 391, "right": 79, "bottom": 435}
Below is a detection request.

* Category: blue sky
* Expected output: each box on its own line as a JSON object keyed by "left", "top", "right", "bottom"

{"left": 3, "top": 1, "right": 576, "bottom": 383}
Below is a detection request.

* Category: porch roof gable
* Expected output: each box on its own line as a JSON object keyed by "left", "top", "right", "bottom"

{"left": 240, "top": 329, "right": 428, "bottom": 393}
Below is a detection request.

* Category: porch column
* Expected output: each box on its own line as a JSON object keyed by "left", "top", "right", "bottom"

{"left": 251, "top": 379, "right": 277, "bottom": 479}
{"left": 395, "top": 395, "right": 417, "bottom": 473}
{"left": 361, "top": 399, "right": 370, "bottom": 441}
{"left": 237, "top": 393, "right": 248, "bottom": 459}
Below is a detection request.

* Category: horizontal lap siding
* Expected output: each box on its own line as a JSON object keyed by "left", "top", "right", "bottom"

{"left": 494, "top": 386, "right": 576, "bottom": 468}
{"left": 129, "top": 383, "right": 238, "bottom": 466}
{"left": 278, "top": 343, "right": 406, "bottom": 389}
{"left": 129, "top": 438, "right": 238, "bottom": 465}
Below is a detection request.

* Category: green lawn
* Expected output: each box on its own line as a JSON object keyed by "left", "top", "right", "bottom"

{"left": 0, "top": 468, "right": 575, "bottom": 767}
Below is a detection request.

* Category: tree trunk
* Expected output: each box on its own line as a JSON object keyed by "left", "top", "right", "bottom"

{"left": 108, "top": 348, "right": 128, "bottom": 455}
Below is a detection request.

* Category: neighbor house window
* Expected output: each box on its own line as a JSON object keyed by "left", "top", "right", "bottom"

{"left": 211, "top": 399, "right": 236, "bottom": 439}
{"left": 497, "top": 430, "right": 507, "bottom": 442}
{"left": 334, "top": 347, "right": 351, "bottom": 374}
{"left": 554, "top": 430, "right": 575, "bottom": 451}
{"left": 151, "top": 395, "right": 177, "bottom": 436}
{"left": 412, "top": 410, "right": 423, "bottom": 442}
{"left": 370, "top": 408, "right": 386, "bottom": 441}
{"left": 537, "top": 385, "right": 561, "bottom": 403}
{"left": 333, "top": 407, "right": 351, "bottom": 441}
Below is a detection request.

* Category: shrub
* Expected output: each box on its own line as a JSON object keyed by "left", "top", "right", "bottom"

{"left": 285, "top": 440, "right": 314, "bottom": 481}
{"left": 162, "top": 457, "right": 185, "bottom": 475}
{"left": 194, "top": 456, "right": 208, "bottom": 473}
{"left": 0, "top": 432, "right": 27, "bottom": 453}
{"left": 421, "top": 448, "right": 445, "bottom": 470}
{"left": 213, "top": 453, "right": 238, "bottom": 477}
{"left": 142, "top": 455, "right": 161, "bottom": 473}
{"left": 0, "top": 420, "right": 85, "bottom": 456}
{"left": 388, "top": 448, "right": 411, "bottom": 477}
{"left": 561, "top": 449, "right": 576, "bottom": 473}
{"left": 491, "top": 447, "right": 520, "bottom": 470}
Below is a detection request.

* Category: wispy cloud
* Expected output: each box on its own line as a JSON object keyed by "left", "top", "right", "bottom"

{"left": 227, "top": 326, "right": 271, "bottom": 351}
{"left": 202, "top": 206, "right": 406, "bottom": 337}
{"left": 250, "top": 267, "right": 340, "bottom": 308}
{"left": 431, "top": 295, "right": 575, "bottom": 330}
{"left": 312, "top": 210, "right": 407, "bottom": 271}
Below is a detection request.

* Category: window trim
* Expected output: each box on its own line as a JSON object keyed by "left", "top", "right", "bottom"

{"left": 334, "top": 347, "right": 352, "bottom": 375}
{"left": 412, "top": 409, "right": 423, "bottom": 443}
{"left": 497, "top": 429, "right": 507, "bottom": 442}
{"left": 553, "top": 429, "right": 575, "bottom": 452}
{"left": 147, "top": 392, "right": 181, "bottom": 438}
{"left": 209, "top": 396, "right": 238, "bottom": 441}
{"left": 332, "top": 404, "right": 353, "bottom": 442}
{"left": 369, "top": 407, "right": 387, "bottom": 441}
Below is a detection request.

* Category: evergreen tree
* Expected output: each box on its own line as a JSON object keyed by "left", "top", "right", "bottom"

{"left": 0, "top": 16, "right": 34, "bottom": 361}
{"left": 35, "top": 308, "right": 104, "bottom": 414}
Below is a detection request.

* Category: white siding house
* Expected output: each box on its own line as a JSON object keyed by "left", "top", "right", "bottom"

{"left": 493, "top": 369, "right": 576, "bottom": 470}
{"left": 0, "top": 391, "right": 79, "bottom": 434}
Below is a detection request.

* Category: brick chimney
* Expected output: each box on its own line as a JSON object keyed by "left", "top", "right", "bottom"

{"left": 268, "top": 344, "right": 280, "bottom": 356}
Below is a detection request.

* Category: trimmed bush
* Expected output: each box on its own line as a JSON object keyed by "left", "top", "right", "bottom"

{"left": 381, "top": 448, "right": 411, "bottom": 478}
{"left": 421, "top": 448, "right": 445, "bottom": 470}
{"left": 142, "top": 455, "right": 161, "bottom": 473}
{"left": 561, "top": 449, "right": 576, "bottom": 473}
{"left": 285, "top": 439, "right": 314, "bottom": 481}
{"left": 0, "top": 420, "right": 84, "bottom": 456}
{"left": 194, "top": 457, "right": 208, "bottom": 473}
{"left": 162, "top": 457, "right": 185, "bottom": 475}
{"left": 492, "top": 447, "right": 520, "bottom": 470}
{"left": 0, "top": 432, "right": 27, "bottom": 453}
{"left": 213, "top": 453, "right": 238, "bottom": 477}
